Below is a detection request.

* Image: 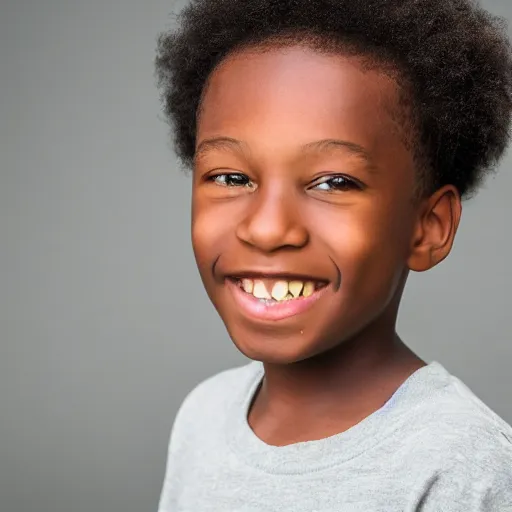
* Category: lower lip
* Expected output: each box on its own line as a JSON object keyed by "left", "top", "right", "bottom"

{"left": 226, "top": 279, "right": 329, "bottom": 322}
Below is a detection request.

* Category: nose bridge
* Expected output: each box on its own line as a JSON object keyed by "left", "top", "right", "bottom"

{"left": 236, "top": 180, "right": 308, "bottom": 251}
{"left": 256, "top": 179, "right": 290, "bottom": 216}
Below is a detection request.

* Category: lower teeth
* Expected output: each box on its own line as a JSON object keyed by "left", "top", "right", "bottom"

{"left": 258, "top": 296, "right": 297, "bottom": 304}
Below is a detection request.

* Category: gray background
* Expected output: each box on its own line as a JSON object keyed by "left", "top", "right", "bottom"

{"left": 1, "top": 0, "right": 511, "bottom": 511}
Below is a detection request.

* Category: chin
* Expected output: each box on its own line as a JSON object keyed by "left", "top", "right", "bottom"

{"left": 226, "top": 324, "right": 336, "bottom": 365}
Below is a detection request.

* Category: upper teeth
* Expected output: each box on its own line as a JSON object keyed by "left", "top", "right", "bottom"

{"left": 241, "top": 279, "right": 317, "bottom": 301}
{"left": 252, "top": 280, "right": 270, "bottom": 299}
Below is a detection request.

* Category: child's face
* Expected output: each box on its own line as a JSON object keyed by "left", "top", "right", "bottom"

{"left": 191, "top": 46, "right": 424, "bottom": 364}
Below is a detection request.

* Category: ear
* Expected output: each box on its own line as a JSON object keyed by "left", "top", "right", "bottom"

{"left": 407, "top": 185, "right": 462, "bottom": 272}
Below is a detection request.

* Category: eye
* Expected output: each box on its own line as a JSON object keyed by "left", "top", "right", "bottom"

{"left": 310, "top": 174, "right": 363, "bottom": 192}
{"left": 209, "top": 173, "right": 254, "bottom": 188}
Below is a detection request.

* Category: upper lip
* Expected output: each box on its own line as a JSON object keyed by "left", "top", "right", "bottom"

{"left": 225, "top": 270, "right": 330, "bottom": 284}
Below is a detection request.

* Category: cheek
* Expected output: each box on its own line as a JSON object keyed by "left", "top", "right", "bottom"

{"left": 191, "top": 210, "right": 215, "bottom": 267}
{"left": 317, "top": 201, "right": 413, "bottom": 292}
{"left": 191, "top": 198, "right": 236, "bottom": 274}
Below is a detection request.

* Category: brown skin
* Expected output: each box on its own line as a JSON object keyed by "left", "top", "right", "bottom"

{"left": 191, "top": 46, "right": 461, "bottom": 446}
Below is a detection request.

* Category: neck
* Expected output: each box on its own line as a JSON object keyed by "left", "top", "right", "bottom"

{"left": 248, "top": 322, "right": 426, "bottom": 446}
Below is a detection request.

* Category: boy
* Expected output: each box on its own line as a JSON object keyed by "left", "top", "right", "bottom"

{"left": 155, "top": 0, "right": 512, "bottom": 510}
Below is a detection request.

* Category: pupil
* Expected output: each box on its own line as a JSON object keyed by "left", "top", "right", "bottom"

{"left": 228, "top": 174, "right": 247, "bottom": 186}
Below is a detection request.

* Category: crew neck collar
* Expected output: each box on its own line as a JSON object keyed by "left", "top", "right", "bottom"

{"left": 227, "top": 360, "right": 450, "bottom": 475}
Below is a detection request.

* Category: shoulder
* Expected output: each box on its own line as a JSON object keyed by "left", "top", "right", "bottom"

{"left": 403, "top": 373, "right": 512, "bottom": 507}
{"left": 404, "top": 363, "right": 512, "bottom": 450}
{"left": 182, "top": 359, "right": 262, "bottom": 408}
{"left": 412, "top": 367, "right": 512, "bottom": 459}
{"left": 425, "top": 403, "right": 512, "bottom": 476}
{"left": 409, "top": 414, "right": 512, "bottom": 508}
{"left": 170, "top": 360, "right": 262, "bottom": 438}
{"left": 427, "top": 371, "right": 512, "bottom": 453}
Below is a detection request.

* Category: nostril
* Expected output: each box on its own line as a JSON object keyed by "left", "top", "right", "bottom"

{"left": 235, "top": 219, "right": 309, "bottom": 252}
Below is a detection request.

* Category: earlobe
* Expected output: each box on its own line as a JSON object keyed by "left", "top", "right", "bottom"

{"left": 407, "top": 185, "right": 462, "bottom": 272}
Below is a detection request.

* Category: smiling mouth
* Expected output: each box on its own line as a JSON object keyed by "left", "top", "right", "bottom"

{"left": 225, "top": 275, "right": 330, "bottom": 322}
{"left": 230, "top": 276, "right": 328, "bottom": 303}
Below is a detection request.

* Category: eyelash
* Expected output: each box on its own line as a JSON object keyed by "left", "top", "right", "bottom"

{"left": 209, "top": 173, "right": 254, "bottom": 188}
{"left": 207, "top": 173, "right": 363, "bottom": 191}
{"left": 309, "top": 175, "right": 363, "bottom": 192}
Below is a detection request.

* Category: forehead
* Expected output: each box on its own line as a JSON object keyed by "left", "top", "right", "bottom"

{"left": 197, "top": 46, "right": 406, "bottom": 159}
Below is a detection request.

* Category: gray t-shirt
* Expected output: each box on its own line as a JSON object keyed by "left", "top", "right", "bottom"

{"left": 158, "top": 360, "right": 512, "bottom": 511}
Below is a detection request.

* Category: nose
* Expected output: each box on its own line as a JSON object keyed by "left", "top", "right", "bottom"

{"left": 235, "top": 186, "right": 309, "bottom": 253}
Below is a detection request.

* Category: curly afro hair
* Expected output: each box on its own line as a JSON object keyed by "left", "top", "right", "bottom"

{"left": 155, "top": 0, "right": 512, "bottom": 198}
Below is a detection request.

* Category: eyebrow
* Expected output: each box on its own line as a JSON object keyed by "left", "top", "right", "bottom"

{"left": 194, "top": 136, "right": 375, "bottom": 168}
{"left": 195, "top": 137, "right": 249, "bottom": 161}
